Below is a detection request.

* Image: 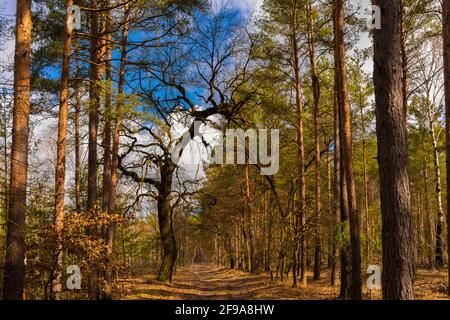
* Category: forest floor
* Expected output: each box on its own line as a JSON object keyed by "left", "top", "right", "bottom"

{"left": 112, "top": 264, "right": 449, "bottom": 300}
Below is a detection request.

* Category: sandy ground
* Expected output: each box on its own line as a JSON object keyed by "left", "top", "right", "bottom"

{"left": 112, "top": 264, "right": 449, "bottom": 300}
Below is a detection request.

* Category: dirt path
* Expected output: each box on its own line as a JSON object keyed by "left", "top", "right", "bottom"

{"left": 112, "top": 264, "right": 449, "bottom": 300}
{"left": 113, "top": 264, "right": 338, "bottom": 300}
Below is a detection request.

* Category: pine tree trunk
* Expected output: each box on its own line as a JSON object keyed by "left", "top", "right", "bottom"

{"left": 442, "top": 0, "right": 450, "bottom": 297}
{"left": 87, "top": 1, "right": 101, "bottom": 212}
{"left": 337, "top": 69, "right": 351, "bottom": 298}
{"left": 100, "top": 0, "right": 112, "bottom": 298}
{"left": 88, "top": 1, "right": 106, "bottom": 298}
{"left": 291, "top": 0, "right": 307, "bottom": 288}
{"left": 106, "top": 0, "right": 129, "bottom": 293}
{"left": 331, "top": 85, "right": 340, "bottom": 287}
{"left": 334, "top": 0, "right": 361, "bottom": 299}
{"left": 52, "top": 0, "right": 74, "bottom": 300}
{"left": 1, "top": 103, "right": 7, "bottom": 219}
{"left": 326, "top": 155, "right": 331, "bottom": 269}
{"left": 241, "top": 204, "right": 250, "bottom": 272}
{"left": 3, "top": 0, "right": 32, "bottom": 301}
{"left": 235, "top": 224, "right": 239, "bottom": 269}
{"left": 74, "top": 38, "right": 81, "bottom": 215}
{"left": 373, "top": 0, "right": 415, "bottom": 300}
{"left": 244, "top": 165, "right": 256, "bottom": 273}
{"left": 400, "top": 2, "right": 408, "bottom": 128}
{"left": 307, "top": 0, "right": 322, "bottom": 281}
{"left": 359, "top": 94, "right": 370, "bottom": 263}
{"left": 102, "top": 11, "right": 112, "bottom": 218}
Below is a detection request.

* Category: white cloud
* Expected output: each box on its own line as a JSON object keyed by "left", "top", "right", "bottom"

{"left": 212, "top": 0, "right": 263, "bottom": 17}
{"left": 0, "top": 0, "right": 16, "bottom": 89}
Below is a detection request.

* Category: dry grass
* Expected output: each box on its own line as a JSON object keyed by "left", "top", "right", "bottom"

{"left": 112, "top": 264, "right": 449, "bottom": 300}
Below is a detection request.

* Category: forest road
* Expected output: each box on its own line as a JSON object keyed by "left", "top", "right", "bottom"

{"left": 112, "top": 264, "right": 449, "bottom": 300}
{"left": 113, "top": 264, "right": 297, "bottom": 300}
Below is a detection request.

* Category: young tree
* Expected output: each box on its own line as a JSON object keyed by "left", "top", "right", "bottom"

{"left": 52, "top": 0, "right": 75, "bottom": 300}
{"left": 87, "top": 0, "right": 102, "bottom": 212}
{"left": 373, "top": 0, "right": 415, "bottom": 299}
{"left": 3, "top": 0, "right": 33, "bottom": 300}
{"left": 399, "top": 0, "right": 436, "bottom": 128}
{"left": 348, "top": 51, "right": 374, "bottom": 264}
{"left": 414, "top": 43, "right": 445, "bottom": 267}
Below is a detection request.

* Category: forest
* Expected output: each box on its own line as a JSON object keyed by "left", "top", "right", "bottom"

{"left": 0, "top": 0, "right": 449, "bottom": 301}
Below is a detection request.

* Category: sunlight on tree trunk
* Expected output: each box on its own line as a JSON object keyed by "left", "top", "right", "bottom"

{"left": 52, "top": 0, "right": 74, "bottom": 300}
{"left": 3, "top": 0, "right": 32, "bottom": 301}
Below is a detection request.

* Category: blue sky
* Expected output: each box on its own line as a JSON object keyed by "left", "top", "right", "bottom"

{"left": 0, "top": 0, "right": 15, "bottom": 15}
{"left": 0, "top": 0, "right": 372, "bottom": 108}
{"left": 0, "top": 0, "right": 261, "bottom": 19}
{"left": 0, "top": 0, "right": 373, "bottom": 193}
{"left": 0, "top": 0, "right": 263, "bottom": 86}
